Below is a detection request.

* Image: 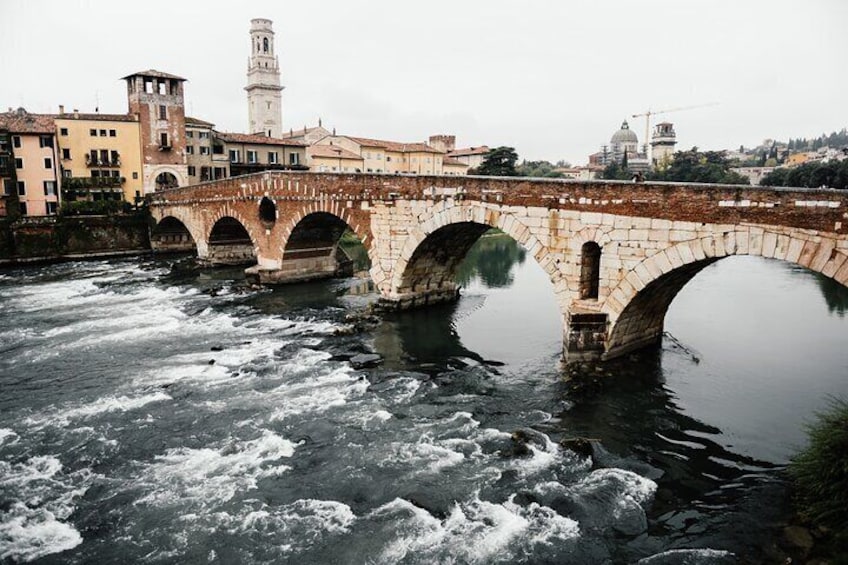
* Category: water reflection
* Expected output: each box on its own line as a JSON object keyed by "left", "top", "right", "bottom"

{"left": 455, "top": 230, "right": 526, "bottom": 288}
{"left": 815, "top": 271, "right": 848, "bottom": 317}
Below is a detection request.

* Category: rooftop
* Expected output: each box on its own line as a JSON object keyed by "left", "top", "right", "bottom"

{"left": 448, "top": 146, "right": 491, "bottom": 157}
{"left": 0, "top": 108, "right": 55, "bottom": 134}
{"left": 121, "top": 69, "right": 187, "bottom": 81}
{"left": 308, "top": 145, "right": 363, "bottom": 160}
{"left": 346, "top": 136, "right": 443, "bottom": 154}
{"left": 215, "top": 131, "right": 307, "bottom": 147}
{"left": 185, "top": 116, "right": 215, "bottom": 128}
{"left": 55, "top": 112, "right": 137, "bottom": 123}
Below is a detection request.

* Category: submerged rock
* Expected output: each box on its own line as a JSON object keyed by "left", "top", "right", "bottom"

{"left": 349, "top": 353, "right": 383, "bottom": 369}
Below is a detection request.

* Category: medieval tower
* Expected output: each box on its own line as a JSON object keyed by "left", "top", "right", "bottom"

{"left": 245, "top": 18, "right": 284, "bottom": 138}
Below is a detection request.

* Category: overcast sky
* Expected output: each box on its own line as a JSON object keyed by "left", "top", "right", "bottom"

{"left": 1, "top": 0, "right": 846, "bottom": 165}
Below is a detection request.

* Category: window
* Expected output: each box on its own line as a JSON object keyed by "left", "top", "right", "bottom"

{"left": 15, "top": 158, "right": 23, "bottom": 169}
{"left": 186, "top": 131, "right": 193, "bottom": 138}
{"left": 229, "top": 149, "right": 241, "bottom": 163}
{"left": 144, "top": 79, "right": 153, "bottom": 94}
{"left": 268, "top": 151, "right": 278, "bottom": 164}
{"left": 17, "top": 181, "right": 25, "bottom": 195}
{"left": 200, "top": 166, "right": 211, "bottom": 181}
{"left": 110, "top": 170, "right": 120, "bottom": 178}
{"left": 44, "top": 157, "right": 52, "bottom": 169}
{"left": 132, "top": 172, "right": 138, "bottom": 180}
{"left": 160, "top": 132, "right": 169, "bottom": 147}
{"left": 19, "top": 202, "right": 27, "bottom": 216}
{"left": 3, "top": 179, "right": 13, "bottom": 195}
{"left": 188, "top": 165, "right": 196, "bottom": 176}
{"left": 386, "top": 156, "right": 392, "bottom": 162}
{"left": 199, "top": 146, "right": 210, "bottom": 155}
{"left": 159, "top": 105, "right": 167, "bottom": 120}
{"left": 12, "top": 136, "right": 21, "bottom": 148}
{"left": 62, "top": 169, "right": 71, "bottom": 178}
{"left": 170, "top": 80, "right": 178, "bottom": 96}
{"left": 47, "top": 202, "right": 58, "bottom": 215}
{"left": 186, "top": 145, "right": 194, "bottom": 154}
{"left": 198, "top": 131, "right": 209, "bottom": 139}
{"left": 158, "top": 81, "right": 167, "bottom": 95}
{"left": 263, "top": 37, "right": 269, "bottom": 52}
{"left": 110, "top": 150, "right": 119, "bottom": 165}
{"left": 61, "top": 148, "right": 71, "bottom": 160}
{"left": 289, "top": 153, "right": 299, "bottom": 165}
{"left": 99, "top": 129, "right": 106, "bottom": 136}
{"left": 579, "top": 242, "right": 602, "bottom": 300}
{"left": 60, "top": 128, "right": 68, "bottom": 136}
{"left": 99, "top": 149, "right": 109, "bottom": 164}
{"left": 43, "top": 180, "right": 56, "bottom": 196}
{"left": 247, "top": 150, "right": 258, "bottom": 164}
{"left": 214, "top": 167, "right": 227, "bottom": 179}
{"left": 90, "top": 129, "right": 97, "bottom": 137}
{"left": 109, "top": 129, "right": 116, "bottom": 137}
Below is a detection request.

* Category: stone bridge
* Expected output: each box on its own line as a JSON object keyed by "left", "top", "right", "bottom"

{"left": 148, "top": 171, "right": 848, "bottom": 363}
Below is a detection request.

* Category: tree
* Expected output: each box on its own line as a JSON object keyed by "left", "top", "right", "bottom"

{"left": 516, "top": 159, "right": 563, "bottom": 178}
{"left": 600, "top": 161, "right": 630, "bottom": 180}
{"left": 761, "top": 161, "right": 848, "bottom": 190}
{"left": 648, "top": 147, "right": 749, "bottom": 185}
{"left": 470, "top": 146, "right": 519, "bottom": 177}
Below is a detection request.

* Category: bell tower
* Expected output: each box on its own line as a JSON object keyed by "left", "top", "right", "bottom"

{"left": 245, "top": 18, "right": 284, "bottom": 138}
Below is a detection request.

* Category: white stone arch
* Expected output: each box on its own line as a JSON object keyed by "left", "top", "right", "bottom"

{"left": 150, "top": 206, "right": 207, "bottom": 257}
{"left": 147, "top": 165, "right": 187, "bottom": 192}
{"left": 382, "top": 201, "right": 566, "bottom": 306}
{"left": 276, "top": 200, "right": 372, "bottom": 265}
{"left": 205, "top": 204, "right": 262, "bottom": 256}
{"left": 603, "top": 225, "right": 848, "bottom": 357}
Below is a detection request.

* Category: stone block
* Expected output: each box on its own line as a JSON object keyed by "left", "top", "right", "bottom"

{"left": 761, "top": 232, "right": 778, "bottom": 258}
{"left": 629, "top": 229, "right": 649, "bottom": 241}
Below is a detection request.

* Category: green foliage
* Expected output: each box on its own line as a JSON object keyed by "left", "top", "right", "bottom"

{"left": 59, "top": 200, "right": 132, "bottom": 217}
{"left": 648, "top": 147, "right": 749, "bottom": 185}
{"left": 789, "top": 397, "right": 848, "bottom": 539}
{"left": 789, "top": 128, "right": 848, "bottom": 152}
{"left": 454, "top": 230, "right": 526, "bottom": 288}
{"left": 63, "top": 176, "right": 126, "bottom": 189}
{"left": 600, "top": 161, "right": 631, "bottom": 181}
{"left": 469, "top": 146, "right": 518, "bottom": 177}
{"left": 761, "top": 160, "right": 848, "bottom": 190}
{"left": 516, "top": 160, "right": 563, "bottom": 178}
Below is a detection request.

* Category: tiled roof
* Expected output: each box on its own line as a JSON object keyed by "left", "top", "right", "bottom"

{"left": 55, "top": 112, "right": 137, "bottom": 122}
{"left": 121, "top": 69, "right": 187, "bottom": 81}
{"left": 215, "top": 131, "right": 307, "bottom": 147}
{"left": 0, "top": 110, "right": 55, "bottom": 134}
{"left": 281, "top": 125, "right": 328, "bottom": 139}
{"left": 347, "top": 136, "right": 443, "bottom": 154}
{"left": 308, "top": 145, "right": 363, "bottom": 160}
{"left": 442, "top": 157, "right": 468, "bottom": 167}
{"left": 186, "top": 116, "right": 215, "bottom": 127}
{"left": 448, "top": 146, "right": 490, "bottom": 157}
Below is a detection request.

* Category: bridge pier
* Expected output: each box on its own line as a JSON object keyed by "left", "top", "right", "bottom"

{"left": 563, "top": 312, "right": 608, "bottom": 363}
{"left": 376, "top": 284, "right": 461, "bottom": 310}
{"left": 245, "top": 247, "right": 354, "bottom": 285}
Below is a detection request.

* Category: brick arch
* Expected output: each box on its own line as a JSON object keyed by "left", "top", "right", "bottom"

{"left": 150, "top": 206, "right": 208, "bottom": 256}
{"left": 384, "top": 202, "right": 563, "bottom": 302}
{"left": 603, "top": 227, "right": 848, "bottom": 358}
{"left": 206, "top": 204, "right": 262, "bottom": 254}
{"left": 275, "top": 201, "right": 372, "bottom": 263}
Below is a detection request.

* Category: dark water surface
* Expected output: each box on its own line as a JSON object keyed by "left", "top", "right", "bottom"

{"left": 1, "top": 234, "right": 847, "bottom": 563}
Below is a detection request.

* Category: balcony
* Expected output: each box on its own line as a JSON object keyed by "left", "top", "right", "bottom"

{"left": 63, "top": 176, "right": 126, "bottom": 190}
{"left": 85, "top": 154, "right": 122, "bottom": 167}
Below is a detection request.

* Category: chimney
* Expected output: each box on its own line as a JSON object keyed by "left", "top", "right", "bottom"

{"left": 59, "top": 104, "right": 65, "bottom": 115}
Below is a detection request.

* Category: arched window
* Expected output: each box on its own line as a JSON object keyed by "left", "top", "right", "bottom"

{"left": 263, "top": 37, "right": 269, "bottom": 53}
{"left": 580, "top": 241, "right": 602, "bottom": 300}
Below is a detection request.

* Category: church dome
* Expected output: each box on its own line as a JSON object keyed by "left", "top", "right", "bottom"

{"left": 611, "top": 120, "right": 638, "bottom": 144}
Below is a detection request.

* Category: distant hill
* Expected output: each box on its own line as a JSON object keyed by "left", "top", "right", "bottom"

{"left": 787, "top": 128, "right": 848, "bottom": 152}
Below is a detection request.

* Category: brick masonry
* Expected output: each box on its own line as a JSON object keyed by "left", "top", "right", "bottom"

{"left": 149, "top": 171, "right": 848, "bottom": 361}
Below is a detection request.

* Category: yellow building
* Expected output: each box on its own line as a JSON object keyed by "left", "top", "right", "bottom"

{"left": 314, "top": 135, "right": 445, "bottom": 175}
{"left": 786, "top": 152, "right": 812, "bottom": 167}
{"left": 307, "top": 144, "right": 364, "bottom": 172}
{"left": 55, "top": 111, "right": 144, "bottom": 204}
{"left": 0, "top": 109, "right": 60, "bottom": 216}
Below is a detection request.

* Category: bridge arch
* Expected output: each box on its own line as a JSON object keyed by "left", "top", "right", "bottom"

{"left": 150, "top": 209, "right": 207, "bottom": 256}
{"left": 604, "top": 228, "right": 848, "bottom": 358}
{"left": 385, "top": 202, "right": 567, "bottom": 310}
{"left": 205, "top": 211, "right": 259, "bottom": 266}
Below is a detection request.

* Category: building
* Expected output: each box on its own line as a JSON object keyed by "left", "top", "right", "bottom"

{"left": 216, "top": 132, "right": 306, "bottom": 177}
{"left": 54, "top": 109, "right": 143, "bottom": 204}
{"left": 314, "top": 135, "right": 445, "bottom": 174}
{"left": 123, "top": 69, "right": 189, "bottom": 193}
{"left": 0, "top": 109, "right": 60, "bottom": 216}
{"left": 442, "top": 157, "right": 469, "bottom": 176}
{"left": 650, "top": 122, "right": 677, "bottom": 167}
{"left": 592, "top": 120, "right": 651, "bottom": 173}
{"left": 0, "top": 127, "right": 19, "bottom": 217}
{"left": 282, "top": 123, "right": 331, "bottom": 145}
{"left": 185, "top": 117, "right": 229, "bottom": 183}
{"left": 446, "top": 145, "right": 490, "bottom": 170}
{"left": 246, "top": 18, "right": 284, "bottom": 138}
{"left": 307, "top": 144, "right": 364, "bottom": 172}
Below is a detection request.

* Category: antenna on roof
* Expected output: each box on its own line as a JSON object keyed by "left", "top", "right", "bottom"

{"left": 95, "top": 91, "right": 100, "bottom": 113}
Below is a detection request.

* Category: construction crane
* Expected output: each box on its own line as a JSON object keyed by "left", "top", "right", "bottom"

{"left": 632, "top": 102, "right": 719, "bottom": 158}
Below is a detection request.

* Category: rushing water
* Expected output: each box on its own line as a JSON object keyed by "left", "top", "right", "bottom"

{"left": 1, "top": 233, "right": 847, "bottom": 564}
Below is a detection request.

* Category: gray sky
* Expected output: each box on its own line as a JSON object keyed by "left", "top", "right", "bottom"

{"left": 1, "top": 0, "right": 846, "bottom": 165}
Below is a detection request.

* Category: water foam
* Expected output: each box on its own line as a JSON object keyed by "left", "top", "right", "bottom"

{"left": 23, "top": 391, "right": 172, "bottom": 429}
{"left": 0, "top": 456, "right": 92, "bottom": 562}
{"left": 135, "top": 430, "right": 297, "bottom": 507}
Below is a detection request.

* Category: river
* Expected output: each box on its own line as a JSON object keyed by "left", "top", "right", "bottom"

{"left": 1, "top": 232, "right": 847, "bottom": 564}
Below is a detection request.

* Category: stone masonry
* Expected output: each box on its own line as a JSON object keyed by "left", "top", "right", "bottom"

{"left": 149, "top": 171, "right": 848, "bottom": 362}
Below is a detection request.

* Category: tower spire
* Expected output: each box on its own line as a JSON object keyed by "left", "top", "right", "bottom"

{"left": 245, "top": 18, "right": 284, "bottom": 137}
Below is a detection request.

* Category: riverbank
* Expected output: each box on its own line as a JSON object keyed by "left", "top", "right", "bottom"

{"left": 0, "top": 213, "right": 151, "bottom": 266}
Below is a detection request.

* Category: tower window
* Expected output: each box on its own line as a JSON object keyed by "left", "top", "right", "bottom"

{"left": 263, "top": 37, "right": 269, "bottom": 52}
{"left": 144, "top": 80, "right": 153, "bottom": 94}
{"left": 159, "top": 105, "right": 167, "bottom": 120}
{"left": 579, "top": 241, "right": 602, "bottom": 300}
{"left": 160, "top": 132, "right": 170, "bottom": 147}
{"left": 158, "top": 81, "right": 167, "bottom": 95}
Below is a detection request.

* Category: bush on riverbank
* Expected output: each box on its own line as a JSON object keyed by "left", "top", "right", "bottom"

{"left": 59, "top": 200, "right": 134, "bottom": 216}
{"left": 789, "top": 396, "right": 848, "bottom": 549}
